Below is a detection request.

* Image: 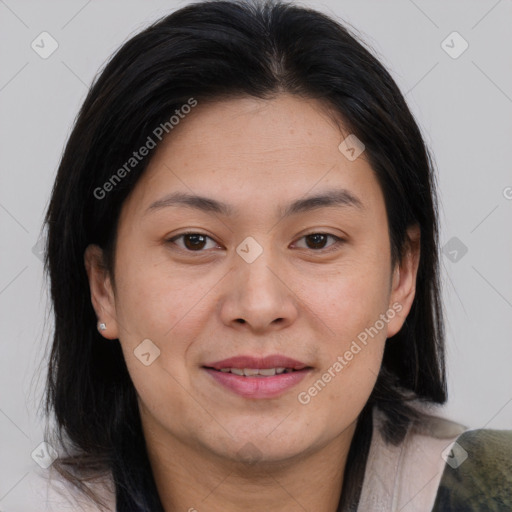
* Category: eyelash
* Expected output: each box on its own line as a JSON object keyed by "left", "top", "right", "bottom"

{"left": 166, "top": 232, "right": 345, "bottom": 254}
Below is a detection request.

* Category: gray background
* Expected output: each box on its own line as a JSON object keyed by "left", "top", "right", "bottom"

{"left": 1, "top": 0, "right": 511, "bottom": 509}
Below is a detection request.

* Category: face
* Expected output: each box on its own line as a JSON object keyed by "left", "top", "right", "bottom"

{"left": 85, "top": 94, "right": 419, "bottom": 466}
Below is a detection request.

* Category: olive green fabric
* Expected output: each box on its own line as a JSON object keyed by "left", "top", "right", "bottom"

{"left": 432, "top": 428, "right": 512, "bottom": 511}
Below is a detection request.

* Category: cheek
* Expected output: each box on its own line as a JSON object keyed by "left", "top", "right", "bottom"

{"left": 297, "top": 296, "right": 387, "bottom": 433}
{"left": 113, "top": 248, "right": 212, "bottom": 341}
{"left": 112, "top": 253, "right": 224, "bottom": 415}
{"left": 293, "top": 253, "right": 391, "bottom": 410}
{"left": 299, "top": 260, "right": 392, "bottom": 341}
{"left": 112, "top": 257, "right": 207, "bottom": 433}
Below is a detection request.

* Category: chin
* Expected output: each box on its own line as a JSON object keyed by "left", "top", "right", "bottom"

{"left": 208, "top": 421, "right": 315, "bottom": 464}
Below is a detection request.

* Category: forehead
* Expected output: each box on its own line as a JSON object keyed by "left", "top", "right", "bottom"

{"left": 120, "top": 94, "right": 384, "bottom": 222}
{"left": 156, "top": 94, "right": 352, "bottom": 164}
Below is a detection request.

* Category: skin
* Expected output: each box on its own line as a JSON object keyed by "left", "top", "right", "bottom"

{"left": 85, "top": 94, "right": 420, "bottom": 512}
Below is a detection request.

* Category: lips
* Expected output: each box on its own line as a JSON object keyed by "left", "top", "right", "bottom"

{"left": 203, "top": 355, "right": 312, "bottom": 399}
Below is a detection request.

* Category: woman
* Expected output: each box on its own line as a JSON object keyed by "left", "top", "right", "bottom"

{"left": 38, "top": 0, "right": 511, "bottom": 510}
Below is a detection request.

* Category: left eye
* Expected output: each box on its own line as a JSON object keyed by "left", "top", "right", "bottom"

{"left": 293, "top": 233, "right": 343, "bottom": 251}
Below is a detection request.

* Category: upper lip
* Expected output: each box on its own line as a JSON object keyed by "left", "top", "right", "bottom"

{"left": 204, "top": 355, "right": 310, "bottom": 370}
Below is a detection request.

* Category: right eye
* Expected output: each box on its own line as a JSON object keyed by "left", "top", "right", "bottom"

{"left": 166, "top": 232, "right": 220, "bottom": 252}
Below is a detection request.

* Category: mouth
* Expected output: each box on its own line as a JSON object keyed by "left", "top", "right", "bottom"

{"left": 202, "top": 355, "right": 312, "bottom": 398}
{"left": 207, "top": 367, "right": 301, "bottom": 376}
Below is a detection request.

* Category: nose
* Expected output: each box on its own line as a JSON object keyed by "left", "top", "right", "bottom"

{"left": 219, "top": 249, "right": 299, "bottom": 334}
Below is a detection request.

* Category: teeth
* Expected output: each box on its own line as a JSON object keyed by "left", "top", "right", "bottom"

{"left": 217, "top": 367, "right": 295, "bottom": 376}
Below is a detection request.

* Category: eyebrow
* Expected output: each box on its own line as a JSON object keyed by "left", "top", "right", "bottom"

{"left": 144, "top": 188, "right": 364, "bottom": 218}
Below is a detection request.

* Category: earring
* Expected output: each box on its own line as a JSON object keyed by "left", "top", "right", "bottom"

{"left": 98, "top": 322, "right": 107, "bottom": 332}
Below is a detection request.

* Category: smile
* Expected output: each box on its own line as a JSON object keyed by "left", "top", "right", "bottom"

{"left": 202, "top": 354, "right": 312, "bottom": 398}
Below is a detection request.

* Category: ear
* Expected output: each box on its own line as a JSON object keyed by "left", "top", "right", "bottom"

{"left": 84, "top": 244, "right": 119, "bottom": 340}
{"left": 386, "top": 224, "right": 421, "bottom": 338}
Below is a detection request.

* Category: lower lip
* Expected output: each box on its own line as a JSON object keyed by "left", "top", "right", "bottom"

{"left": 204, "top": 368, "right": 310, "bottom": 399}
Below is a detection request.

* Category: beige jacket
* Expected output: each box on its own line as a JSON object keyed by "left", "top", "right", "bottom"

{"left": 356, "top": 406, "right": 466, "bottom": 511}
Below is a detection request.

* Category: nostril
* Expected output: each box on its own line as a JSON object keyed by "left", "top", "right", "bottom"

{"left": 236, "top": 319, "right": 246, "bottom": 324}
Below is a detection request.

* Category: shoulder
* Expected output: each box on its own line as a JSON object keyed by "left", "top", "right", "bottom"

{"left": 432, "top": 427, "right": 512, "bottom": 511}
{"left": 23, "top": 465, "right": 116, "bottom": 512}
{"left": 357, "top": 403, "right": 468, "bottom": 512}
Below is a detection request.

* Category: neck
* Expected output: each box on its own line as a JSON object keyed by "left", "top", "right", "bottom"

{"left": 142, "top": 420, "right": 357, "bottom": 512}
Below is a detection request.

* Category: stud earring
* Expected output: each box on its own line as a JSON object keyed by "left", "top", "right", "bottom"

{"left": 98, "top": 322, "right": 107, "bottom": 332}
